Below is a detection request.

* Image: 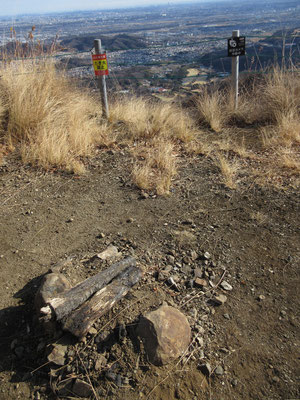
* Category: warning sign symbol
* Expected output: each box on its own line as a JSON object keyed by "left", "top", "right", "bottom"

{"left": 92, "top": 53, "right": 109, "bottom": 76}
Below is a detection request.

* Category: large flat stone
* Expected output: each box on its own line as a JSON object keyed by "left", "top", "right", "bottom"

{"left": 137, "top": 305, "right": 191, "bottom": 365}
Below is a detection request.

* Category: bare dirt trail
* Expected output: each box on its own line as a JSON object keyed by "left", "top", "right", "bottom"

{"left": 0, "top": 150, "right": 299, "bottom": 400}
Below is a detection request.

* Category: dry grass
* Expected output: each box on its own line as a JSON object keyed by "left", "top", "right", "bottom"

{"left": 0, "top": 55, "right": 299, "bottom": 193}
{"left": 109, "top": 96, "right": 196, "bottom": 194}
{"left": 109, "top": 96, "right": 195, "bottom": 143}
{"left": 215, "top": 153, "right": 238, "bottom": 189}
{"left": 194, "top": 87, "right": 227, "bottom": 133}
{"left": 194, "top": 66, "right": 300, "bottom": 188}
{"left": 0, "top": 61, "right": 105, "bottom": 173}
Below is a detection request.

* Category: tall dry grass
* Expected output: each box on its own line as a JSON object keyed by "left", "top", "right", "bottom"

{"left": 193, "top": 66, "right": 300, "bottom": 187}
{"left": 109, "top": 96, "right": 196, "bottom": 193}
{"left": 0, "top": 53, "right": 299, "bottom": 193}
{"left": 0, "top": 61, "right": 105, "bottom": 173}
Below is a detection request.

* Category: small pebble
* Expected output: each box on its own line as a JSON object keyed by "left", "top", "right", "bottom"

{"left": 214, "top": 365, "right": 224, "bottom": 376}
{"left": 220, "top": 281, "right": 233, "bottom": 291}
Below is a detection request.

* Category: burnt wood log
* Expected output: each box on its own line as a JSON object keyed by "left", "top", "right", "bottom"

{"left": 43, "top": 257, "right": 136, "bottom": 321}
{"left": 62, "top": 265, "right": 142, "bottom": 338}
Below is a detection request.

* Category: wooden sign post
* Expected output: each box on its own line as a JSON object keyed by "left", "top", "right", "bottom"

{"left": 93, "top": 39, "right": 109, "bottom": 118}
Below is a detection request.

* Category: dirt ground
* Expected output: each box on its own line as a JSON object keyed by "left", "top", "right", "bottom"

{"left": 0, "top": 148, "right": 299, "bottom": 400}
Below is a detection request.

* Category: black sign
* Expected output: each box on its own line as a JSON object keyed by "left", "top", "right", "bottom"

{"left": 227, "top": 36, "right": 246, "bottom": 57}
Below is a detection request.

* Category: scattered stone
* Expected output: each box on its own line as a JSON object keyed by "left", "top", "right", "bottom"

{"left": 232, "top": 379, "right": 238, "bottom": 387}
{"left": 214, "top": 365, "right": 224, "bottom": 376}
{"left": 211, "top": 294, "right": 227, "bottom": 306}
{"left": 198, "top": 349, "right": 205, "bottom": 359}
{"left": 140, "top": 191, "right": 149, "bottom": 199}
{"left": 95, "top": 354, "right": 107, "bottom": 371}
{"left": 182, "top": 219, "right": 193, "bottom": 225}
{"left": 272, "top": 376, "right": 280, "bottom": 383}
{"left": 116, "top": 374, "right": 122, "bottom": 387}
{"left": 203, "top": 252, "right": 211, "bottom": 260}
{"left": 35, "top": 273, "right": 72, "bottom": 312}
{"left": 96, "top": 232, "right": 105, "bottom": 239}
{"left": 163, "top": 265, "right": 173, "bottom": 274}
{"left": 194, "top": 278, "right": 207, "bottom": 288}
{"left": 220, "top": 281, "right": 233, "bottom": 291}
{"left": 280, "top": 310, "right": 287, "bottom": 317}
{"left": 166, "top": 255, "right": 175, "bottom": 264}
{"left": 172, "top": 230, "right": 196, "bottom": 247}
{"left": 97, "top": 245, "right": 120, "bottom": 260}
{"left": 106, "top": 370, "right": 116, "bottom": 381}
{"left": 190, "top": 250, "right": 198, "bottom": 261}
{"left": 199, "top": 363, "right": 212, "bottom": 376}
{"left": 66, "top": 218, "right": 73, "bottom": 223}
{"left": 72, "top": 379, "right": 93, "bottom": 398}
{"left": 194, "top": 268, "right": 202, "bottom": 279}
{"left": 182, "top": 264, "right": 192, "bottom": 275}
{"left": 257, "top": 295, "right": 266, "bottom": 301}
{"left": 137, "top": 305, "right": 191, "bottom": 365}
{"left": 47, "top": 344, "right": 67, "bottom": 366}
{"left": 167, "top": 277, "right": 180, "bottom": 292}
{"left": 223, "top": 313, "right": 230, "bottom": 320}
{"left": 88, "top": 327, "right": 98, "bottom": 336}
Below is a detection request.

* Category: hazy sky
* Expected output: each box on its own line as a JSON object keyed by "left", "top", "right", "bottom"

{"left": 0, "top": 0, "right": 207, "bottom": 16}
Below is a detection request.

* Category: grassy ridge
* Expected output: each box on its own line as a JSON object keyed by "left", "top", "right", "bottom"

{"left": 0, "top": 59, "right": 299, "bottom": 193}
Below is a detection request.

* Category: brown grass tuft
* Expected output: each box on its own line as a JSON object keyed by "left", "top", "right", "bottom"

{"left": 109, "top": 97, "right": 196, "bottom": 194}
{"left": 0, "top": 61, "right": 105, "bottom": 172}
{"left": 215, "top": 153, "right": 238, "bottom": 189}
{"left": 195, "top": 87, "right": 226, "bottom": 132}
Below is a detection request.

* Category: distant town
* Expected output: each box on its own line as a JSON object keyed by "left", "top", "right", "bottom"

{"left": 1, "top": 0, "right": 299, "bottom": 95}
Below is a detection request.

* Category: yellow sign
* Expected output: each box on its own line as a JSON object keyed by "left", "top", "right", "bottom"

{"left": 92, "top": 54, "right": 109, "bottom": 76}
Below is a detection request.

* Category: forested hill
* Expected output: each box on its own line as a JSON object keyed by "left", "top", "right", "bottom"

{"left": 60, "top": 33, "right": 146, "bottom": 52}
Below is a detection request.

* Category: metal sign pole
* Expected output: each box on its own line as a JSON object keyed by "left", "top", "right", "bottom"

{"left": 94, "top": 39, "right": 109, "bottom": 119}
{"left": 231, "top": 30, "right": 240, "bottom": 110}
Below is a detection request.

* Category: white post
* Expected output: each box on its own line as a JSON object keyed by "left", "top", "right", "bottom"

{"left": 231, "top": 30, "right": 239, "bottom": 110}
{"left": 94, "top": 39, "right": 109, "bottom": 119}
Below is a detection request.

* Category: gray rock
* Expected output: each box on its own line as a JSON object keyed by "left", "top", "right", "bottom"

{"left": 220, "top": 281, "right": 233, "bottom": 291}
{"left": 137, "top": 305, "right": 191, "bottom": 365}
{"left": 215, "top": 365, "right": 224, "bottom": 376}
{"left": 47, "top": 344, "right": 67, "bottom": 366}
{"left": 194, "top": 267, "right": 202, "bottom": 278}
{"left": 35, "top": 273, "right": 71, "bottom": 313}
{"left": 72, "top": 379, "right": 93, "bottom": 398}
{"left": 97, "top": 245, "right": 120, "bottom": 260}
{"left": 95, "top": 355, "right": 107, "bottom": 371}
{"left": 212, "top": 294, "right": 227, "bottom": 305}
{"left": 166, "top": 255, "right": 175, "bottom": 264}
